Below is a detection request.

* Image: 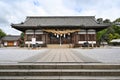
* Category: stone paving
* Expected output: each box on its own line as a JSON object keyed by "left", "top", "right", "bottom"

{"left": 0, "top": 47, "right": 120, "bottom": 80}
{"left": 0, "top": 47, "right": 120, "bottom": 63}
{"left": 22, "top": 49, "right": 98, "bottom": 63}
{"left": 73, "top": 47, "right": 120, "bottom": 63}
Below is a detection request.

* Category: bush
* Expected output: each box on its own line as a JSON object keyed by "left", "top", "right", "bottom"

{"left": 109, "top": 42, "right": 120, "bottom": 46}
{"left": 20, "top": 43, "right": 24, "bottom": 47}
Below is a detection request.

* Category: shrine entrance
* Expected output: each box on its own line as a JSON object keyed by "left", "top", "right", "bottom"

{"left": 48, "top": 33, "right": 72, "bottom": 44}
{"left": 43, "top": 29, "right": 80, "bottom": 45}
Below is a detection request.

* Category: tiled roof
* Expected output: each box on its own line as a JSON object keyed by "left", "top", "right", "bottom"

{"left": 11, "top": 16, "right": 109, "bottom": 31}
{"left": 2, "top": 35, "right": 20, "bottom": 41}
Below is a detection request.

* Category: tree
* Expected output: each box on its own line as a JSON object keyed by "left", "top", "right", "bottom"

{"left": 97, "top": 17, "right": 120, "bottom": 45}
{"left": 19, "top": 32, "right": 24, "bottom": 47}
{"left": 0, "top": 29, "right": 6, "bottom": 39}
{"left": 108, "top": 33, "right": 120, "bottom": 42}
{"left": 97, "top": 18, "right": 113, "bottom": 44}
{"left": 112, "top": 24, "right": 120, "bottom": 35}
{"left": 103, "top": 19, "right": 111, "bottom": 23}
{"left": 20, "top": 32, "right": 24, "bottom": 40}
{"left": 97, "top": 29, "right": 108, "bottom": 45}
{"left": 113, "top": 18, "right": 120, "bottom": 22}
{"left": 99, "top": 25, "right": 118, "bottom": 43}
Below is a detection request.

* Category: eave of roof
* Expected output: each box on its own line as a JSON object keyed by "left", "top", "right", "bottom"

{"left": 2, "top": 35, "right": 20, "bottom": 41}
{"left": 11, "top": 16, "right": 110, "bottom": 31}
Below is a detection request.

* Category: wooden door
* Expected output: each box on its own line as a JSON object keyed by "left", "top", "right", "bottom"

{"left": 8, "top": 41, "right": 14, "bottom": 46}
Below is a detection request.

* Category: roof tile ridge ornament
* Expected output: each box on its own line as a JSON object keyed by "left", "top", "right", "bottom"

{"left": 91, "top": 17, "right": 110, "bottom": 26}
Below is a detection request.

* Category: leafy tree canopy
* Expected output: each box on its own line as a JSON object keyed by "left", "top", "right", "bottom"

{"left": 103, "top": 19, "right": 111, "bottom": 23}
{"left": 0, "top": 28, "right": 6, "bottom": 39}
{"left": 20, "top": 32, "right": 24, "bottom": 40}
{"left": 19, "top": 32, "right": 24, "bottom": 47}
{"left": 113, "top": 18, "right": 120, "bottom": 22}
{"left": 97, "top": 17, "right": 120, "bottom": 44}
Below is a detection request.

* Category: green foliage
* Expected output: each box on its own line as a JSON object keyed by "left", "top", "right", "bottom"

{"left": 19, "top": 32, "right": 24, "bottom": 47}
{"left": 113, "top": 33, "right": 120, "bottom": 39}
{"left": 0, "top": 29, "right": 6, "bottom": 39}
{"left": 20, "top": 32, "right": 24, "bottom": 40}
{"left": 97, "top": 29, "right": 107, "bottom": 42}
{"left": 97, "top": 17, "right": 120, "bottom": 44}
{"left": 97, "top": 26, "right": 120, "bottom": 44}
{"left": 108, "top": 33, "right": 120, "bottom": 42}
{"left": 103, "top": 19, "right": 111, "bottom": 23}
{"left": 112, "top": 25, "right": 120, "bottom": 34}
{"left": 108, "top": 33, "right": 113, "bottom": 41}
{"left": 113, "top": 18, "right": 120, "bottom": 22}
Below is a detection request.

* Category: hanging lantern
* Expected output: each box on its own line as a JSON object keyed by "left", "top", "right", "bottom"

{"left": 68, "top": 33, "right": 70, "bottom": 35}
{"left": 60, "top": 34, "right": 62, "bottom": 36}
{"left": 57, "top": 34, "right": 59, "bottom": 38}
{"left": 64, "top": 34, "right": 65, "bottom": 38}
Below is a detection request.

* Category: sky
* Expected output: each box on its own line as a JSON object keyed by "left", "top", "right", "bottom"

{"left": 0, "top": 0, "right": 120, "bottom": 35}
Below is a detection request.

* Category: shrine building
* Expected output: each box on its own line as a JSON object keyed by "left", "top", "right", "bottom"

{"left": 11, "top": 16, "right": 109, "bottom": 47}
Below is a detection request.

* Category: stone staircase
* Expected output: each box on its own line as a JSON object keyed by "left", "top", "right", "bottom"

{"left": 0, "top": 63, "right": 120, "bottom": 80}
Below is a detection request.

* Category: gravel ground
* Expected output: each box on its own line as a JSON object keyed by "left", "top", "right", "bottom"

{"left": 0, "top": 47, "right": 120, "bottom": 64}
{"left": 73, "top": 47, "right": 120, "bottom": 63}
{"left": 0, "top": 47, "right": 47, "bottom": 63}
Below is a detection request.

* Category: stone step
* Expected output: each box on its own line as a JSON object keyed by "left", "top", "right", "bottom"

{"left": 0, "top": 63, "right": 120, "bottom": 69}
{"left": 0, "top": 69, "right": 120, "bottom": 76}
{"left": 0, "top": 76, "right": 120, "bottom": 80}
{"left": 0, "top": 63, "right": 120, "bottom": 79}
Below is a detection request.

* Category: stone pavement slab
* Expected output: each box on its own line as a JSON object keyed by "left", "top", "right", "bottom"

{"left": 21, "top": 49, "right": 99, "bottom": 63}
{"left": 0, "top": 47, "right": 120, "bottom": 63}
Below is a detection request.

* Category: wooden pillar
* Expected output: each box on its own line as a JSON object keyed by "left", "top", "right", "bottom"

{"left": 71, "top": 33, "right": 74, "bottom": 44}
{"left": 85, "top": 29, "right": 89, "bottom": 47}
{"left": 44, "top": 32, "right": 47, "bottom": 47}
{"left": 74, "top": 33, "right": 76, "bottom": 44}
{"left": 33, "top": 30, "right": 35, "bottom": 38}
{"left": 86, "top": 29, "right": 88, "bottom": 42}
{"left": 75, "top": 32, "right": 78, "bottom": 44}
{"left": 45, "top": 33, "right": 47, "bottom": 44}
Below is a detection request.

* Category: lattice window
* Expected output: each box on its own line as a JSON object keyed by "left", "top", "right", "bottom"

{"left": 78, "top": 34, "right": 85, "bottom": 41}
{"left": 36, "top": 34, "right": 42, "bottom": 41}
{"left": 26, "top": 34, "right": 33, "bottom": 41}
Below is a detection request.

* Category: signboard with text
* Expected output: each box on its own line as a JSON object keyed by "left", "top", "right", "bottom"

{"left": 32, "top": 38, "right": 36, "bottom": 44}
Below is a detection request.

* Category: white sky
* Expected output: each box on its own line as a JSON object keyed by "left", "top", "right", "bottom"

{"left": 0, "top": 0, "right": 120, "bottom": 35}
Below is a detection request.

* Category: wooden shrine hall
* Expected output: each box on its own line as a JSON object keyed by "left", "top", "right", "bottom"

{"left": 11, "top": 16, "right": 109, "bottom": 47}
